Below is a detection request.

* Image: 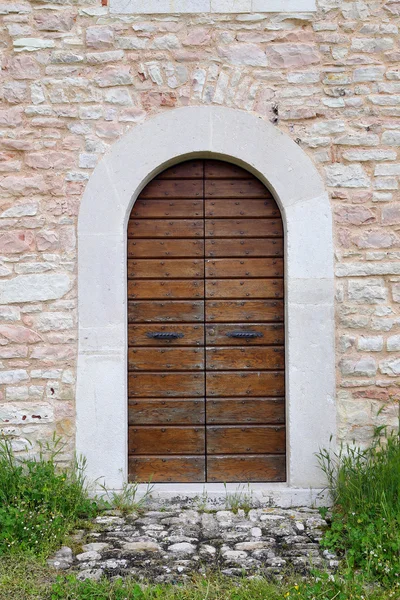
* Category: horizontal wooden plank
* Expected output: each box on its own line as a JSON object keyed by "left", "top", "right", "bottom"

{"left": 206, "top": 279, "right": 283, "bottom": 299}
{"left": 128, "top": 301, "right": 204, "bottom": 323}
{"left": 131, "top": 199, "right": 203, "bottom": 219}
{"left": 205, "top": 238, "right": 283, "bottom": 258}
{"left": 205, "top": 258, "right": 283, "bottom": 279}
{"left": 206, "top": 371, "right": 284, "bottom": 397}
{"left": 205, "top": 199, "right": 279, "bottom": 218}
{"left": 129, "top": 456, "right": 205, "bottom": 483}
{"left": 140, "top": 180, "right": 203, "bottom": 199}
{"left": 206, "top": 398, "right": 285, "bottom": 425}
{"left": 129, "top": 324, "right": 203, "bottom": 346}
{"left": 128, "top": 219, "right": 203, "bottom": 239}
{"left": 129, "top": 347, "right": 204, "bottom": 371}
{"left": 129, "top": 372, "right": 204, "bottom": 397}
{"left": 128, "top": 259, "right": 204, "bottom": 279}
{"left": 205, "top": 179, "right": 270, "bottom": 199}
{"left": 206, "top": 455, "right": 286, "bottom": 483}
{"left": 206, "top": 346, "right": 285, "bottom": 370}
{"left": 205, "top": 323, "right": 284, "bottom": 346}
{"left": 128, "top": 240, "right": 204, "bottom": 258}
{"left": 129, "top": 426, "right": 205, "bottom": 454}
{"left": 156, "top": 161, "right": 204, "bottom": 180}
{"left": 204, "top": 160, "right": 254, "bottom": 180}
{"left": 128, "top": 280, "right": 204, "bottom": 300}
{"left": 206, "top": 219, "right": 283, "bottom": 238}
{"left": 207, "top": 425, "right": 286, "bottom": 454}
{"left": 206, "top": 300, "right": 283, "bottom": 323}
{"left": 129, "top": 399, "right": 205, "bottom": 425}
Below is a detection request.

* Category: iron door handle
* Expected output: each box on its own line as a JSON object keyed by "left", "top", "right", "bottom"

{"left": 147, "top": 332, "right": 184, "bottom": 340}
{"left": 226, "top": 331, "right": 263, "bottom": 339}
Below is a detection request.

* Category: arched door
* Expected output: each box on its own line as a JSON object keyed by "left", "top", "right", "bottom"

{"left": 127, "top": 160, "right": 285, "bottom": 483}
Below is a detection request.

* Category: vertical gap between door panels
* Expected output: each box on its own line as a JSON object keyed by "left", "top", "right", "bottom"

{"left": 203, "top": 160, "right": 208, "bottom": 483}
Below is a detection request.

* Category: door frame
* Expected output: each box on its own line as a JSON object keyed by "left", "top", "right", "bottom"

{"left": 77, "top": 106, "right": 336, "bottom": 506}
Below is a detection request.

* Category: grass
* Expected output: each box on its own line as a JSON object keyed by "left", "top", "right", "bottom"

{"left": 0, "top": 558, "right": 397, "bottom": 600}
{"left": 0, "top": 435, "right": 99, "bottom": 557}
{"left": 223, "top": 482, "right": 255, "bottom": 514}
{"left": 98, "top": 479, "right": 154, "bottom": 516}
{"left": 317, "top": 424, "right": 400, "bottom": 589}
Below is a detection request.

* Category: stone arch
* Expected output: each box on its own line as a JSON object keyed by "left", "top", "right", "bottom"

{"left": 77, "top": 106, "right": 335, "bottom": 505}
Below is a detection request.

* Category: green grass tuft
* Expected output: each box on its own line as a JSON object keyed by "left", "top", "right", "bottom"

{"left": 0, "top": 435, "right": 99, "bottom": 557}
{"left": 317, "top": 424, "right": 400, "bottom": 588}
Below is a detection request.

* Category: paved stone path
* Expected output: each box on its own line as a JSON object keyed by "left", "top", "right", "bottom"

{"left": 49, "top": 507, "right": 339, "bottom": 583}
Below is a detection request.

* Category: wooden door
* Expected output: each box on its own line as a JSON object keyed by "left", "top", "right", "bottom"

{"left": 128, "top": 160, "right": 285, "bottom": 483}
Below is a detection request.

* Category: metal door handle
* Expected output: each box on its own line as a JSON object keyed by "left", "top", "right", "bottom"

{"left": 226, "top": 331, "right": 263, "bottom": 339}
{"left": 147, "top": 332, "right": 184, "bottom": 340}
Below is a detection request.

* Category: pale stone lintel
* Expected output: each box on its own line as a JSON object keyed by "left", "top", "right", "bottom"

{"left": 110, "top": 0, "right": 316, "bottom": 15}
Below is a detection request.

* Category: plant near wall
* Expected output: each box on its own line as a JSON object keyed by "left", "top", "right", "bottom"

{"left": 0, "top": 435, "right": 99, "bottom": 557}
{"left": 317, "top": 420, "right": 400, "bottom": 589}
{"left": 98, "top": 477, "right": 154, "bottom": 515}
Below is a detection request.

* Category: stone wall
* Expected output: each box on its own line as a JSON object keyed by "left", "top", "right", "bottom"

{"left": 0, "top": 0, "right": 399, "bottom": 461}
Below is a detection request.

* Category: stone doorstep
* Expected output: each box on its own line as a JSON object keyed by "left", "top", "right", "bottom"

{"left": 47, "top": 507, "right": 339, "bottom": 583}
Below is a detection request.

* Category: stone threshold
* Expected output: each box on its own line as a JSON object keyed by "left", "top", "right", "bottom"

{"left": 100, "top": 484, "right": 332, "bottom": 510}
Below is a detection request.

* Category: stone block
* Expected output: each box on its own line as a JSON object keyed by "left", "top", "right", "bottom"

{"left": 325, "top": 164, "right": 370, "bottom": 188}
{"left": 379, "top": 359, "right": 400, "bottom": 376}
{"left": 340, "top": 357, "right": 377, "bottom": 377}
{"left": 0, "top": 274, "right": 71, "bottom": 304}
{"left": 357, "top": 336, "right": 383, "bottom": 352}
{"left": 387, "top": 335, "right": 400, "bottom": 351}
{"left": 348, "top": 278, "right": 387, "bottom": 304}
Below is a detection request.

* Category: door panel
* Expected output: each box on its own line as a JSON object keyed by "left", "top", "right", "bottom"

{"left": 205, "top": 179, "right": 271, "bottom": 198}
{"left": 205, "top": 218, "right": 283, "bottom": 238}
{"left": 205, "top": 323, "right": 284, "bottom": 346}
{"left": 129, "top": 372, "right": 205, "bottom": 397}
{"left": 128, "top": 347, "right": 204, "bottom": 371}
{"left": 206, "top": 371, "right": 285, "bottom": 397}
{"left": 131, "top": 199, "right": 203, "bottom": 218}
{"left": 207, "top": 455, "right": 285, "bottom": 483}
{"left": 128, "top": 239, "right": 204, "bottom": 258}
{"left": 129, "top": 324, "right": 203, "bottom": 346}
{"left": 129, "top": 399, "right": 205, "bottom": 425}
{"left": 205, "top": 199, "right": 280, "bottom": 218}
{"left": 128, "top": 301, "right": 204, "bottom": 323}
{"left": 205, "top": 238, "right": 283, "bottom": 258}
{"left": 128, "top": 159, "right": 285, "bottom": 484}
{"left": 128, "top": 279, "right": 204, "bottom": 300}
{"left": 206, "top": 425, "right": 286, "bottom": 454}
{"left": 128, "top": 259, "right": 204, "bottom": 279}
{"left": 130, "top": 456, "right": 205, "bottom": 483}
{"left": 129, "top": 426, "right": 205, "bottom": 454}
{"left": 205, "top": 278, "right": 283, "bottom": 299}
{"left": 128, "top": 219, "right": 203, "bottom": 238}
{"left": 206, "top": 347, "right": 285, "bottom": 370}
{"left": 206, "top": 398, "right": 285, "bottom": 425}
{"left": 206, "top": 300, "right": 284, "bottom": 323}
{"left": 205, "top": 258, "right": 283, "bottom": 278}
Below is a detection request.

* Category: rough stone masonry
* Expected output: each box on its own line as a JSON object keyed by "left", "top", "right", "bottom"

{"left": 0, "top": 0, "right": 399, "bottom": 463}
{"left": 47, "top": 506, "right": 339, "bottom": 582}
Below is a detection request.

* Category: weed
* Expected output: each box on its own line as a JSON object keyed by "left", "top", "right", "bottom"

{"left": 317, "top": 424, "right": 400, "bottom": 588}
{"left": 98, "top": 478, "right": 154, "bottom": 515}
{"left": 194, "top": 487, "right": 209, "bottom": 512}
{"left": 223, "top": 483, "right": 255, "bottom": 514}
{"left": 0, "top": 434, "right": 99, "bottom": 557}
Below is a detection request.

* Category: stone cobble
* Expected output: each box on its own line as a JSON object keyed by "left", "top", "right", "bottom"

{"left": 48, "top": 507, "right": 339, "bottom": 583}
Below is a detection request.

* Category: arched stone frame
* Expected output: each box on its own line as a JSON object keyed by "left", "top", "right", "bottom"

{"left": 77, "top": 106, "right": 335, "bottom": 505}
